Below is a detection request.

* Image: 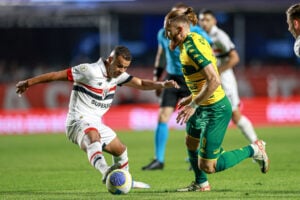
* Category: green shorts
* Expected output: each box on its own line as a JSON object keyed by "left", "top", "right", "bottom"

{"left": 186, "top": 96, "right": 232, "bottom": 160}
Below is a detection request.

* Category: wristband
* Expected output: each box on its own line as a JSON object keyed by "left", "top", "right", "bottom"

{"left": 190, "top": 101, "right": 199, "bottom": 109}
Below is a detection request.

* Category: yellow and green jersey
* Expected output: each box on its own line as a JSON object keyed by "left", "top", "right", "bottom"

{"left": 179, "top": 32, "right": 225, "bottom": 106}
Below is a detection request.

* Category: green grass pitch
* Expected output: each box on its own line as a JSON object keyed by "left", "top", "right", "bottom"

{"left": 0, "top": 126, "right": 300, "bottom": 199}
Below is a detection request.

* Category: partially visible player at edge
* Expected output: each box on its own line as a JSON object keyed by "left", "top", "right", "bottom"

{"left": 142, "top": 2, "right": 213, "bottom": 171}
{"left": 198, "top": 9, "right": 260, "bottom": 144}
{"left": 286, "top": 3, "right": 300, "bottom": 57}
{"left": 16, "top": 45, "right": 179, "bottom": 190}
{"left": 164, "top": 8, "right": 269, "bottom": 192}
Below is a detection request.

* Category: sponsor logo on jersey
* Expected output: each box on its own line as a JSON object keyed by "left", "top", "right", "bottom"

{"left": 91, "top": 99, "right": 111, "bottom": 108}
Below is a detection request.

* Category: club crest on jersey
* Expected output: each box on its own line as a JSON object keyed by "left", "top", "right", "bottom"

{"left": 80, "top": 65, "right": 87, "bottom": 72}
{"left": 101, "top": 88, "right": 109, "bottom": 99}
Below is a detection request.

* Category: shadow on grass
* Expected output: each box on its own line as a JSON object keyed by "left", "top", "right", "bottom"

{"left": 2, "top": 188, "right": 300, "bottom": 199}
{"left": 132, "top": 189, "right": 300, "bottom": 196}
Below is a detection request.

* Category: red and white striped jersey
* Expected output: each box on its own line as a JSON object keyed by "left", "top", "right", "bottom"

{"left": 208, "top": 25, "right": 240, "bottom": 110}
{"left": 66, "top": 58, "right": 132, "bottom": 120}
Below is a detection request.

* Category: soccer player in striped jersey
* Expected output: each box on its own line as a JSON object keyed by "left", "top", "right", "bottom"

{"left": 142, "top": 2, "right": 212, "bottom": 171}
{"left": 198, "top": 9, "right": 260, "bottom": 144}
{"left": 16, "top": 45, "right": 179, "bottom": 190}
{"left": 164, "top": 7, "right": 269, "bottom": 192}
{"left": 286, "top": 3, "right": 300, "bottom": 57}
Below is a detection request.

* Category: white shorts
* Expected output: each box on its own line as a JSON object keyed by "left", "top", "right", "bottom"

{"left": 220, "top": 70, "right": 240, "bottom": 111}
{"left": 65, "top": 115, "right": 116, "bottom": 148}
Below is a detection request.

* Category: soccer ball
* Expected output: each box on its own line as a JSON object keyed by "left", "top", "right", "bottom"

{"left": 106, "top": 169, "right": 133, "bottom": 195}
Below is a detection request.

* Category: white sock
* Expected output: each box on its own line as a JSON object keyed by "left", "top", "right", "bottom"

{"left": 199, "top": 181, "right": 210, "bottom": 187}
{"left": 87, "top": 142, "right": 109, "bottom": 175}
{"left": 113, "top": 148, "right": 129, "bottom": 171}
{"left": 237, "top": 116, "right": 258, "bottom": 143}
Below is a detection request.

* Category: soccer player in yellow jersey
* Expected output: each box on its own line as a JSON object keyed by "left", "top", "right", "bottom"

{"left": 164, "top": 8, "right": 270, "bottom": 192}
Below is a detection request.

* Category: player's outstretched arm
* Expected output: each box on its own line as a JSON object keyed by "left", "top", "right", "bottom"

{"left": 16, "top": 69, "right": 68, "bottom": 95}
{"left": 123, "top": 77, "right": 179, "bottom": 90}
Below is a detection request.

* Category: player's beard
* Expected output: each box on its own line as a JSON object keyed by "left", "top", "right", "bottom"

{"left": 111, "top": 71, "right": 122, "bottom": 78}
{"left": 169, "top": 32, "right": 183, "bottom": 50}
{"left": 169, "top": 38, "right": 180, "bottom": 51}
{"left": 107, "top": 67, "right": 121, "bottom": 78}
{"left": 114, "top": 72, "right": 122, "bottom": 78}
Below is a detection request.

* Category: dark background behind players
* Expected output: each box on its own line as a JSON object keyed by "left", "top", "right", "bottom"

{"left": 0, "top": 0, "right": 299, "bottom": 106}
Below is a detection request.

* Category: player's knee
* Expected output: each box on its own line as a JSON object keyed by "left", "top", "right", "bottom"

{"left": 231, "top": 110, "right": 241, "bottom": 124}
{"left": 185, "top": 135, "right": 199, "bottom": 151}
{"left": 199, "top": 160, "right": 216, "bottom": 174}
{"left": 158, "top": 107, "right": 173, "bottom": 122}
{"left": 106, "top": 137, "right": 127, "bottom": 156}
{"left": 89, "top": 131, "right": 101, "bottom": 143}
{"left": 158, "top": 112, "right": 171, "bottom": 122}
{"left": 80, "top": 130, "right": 101, "bottom": 150}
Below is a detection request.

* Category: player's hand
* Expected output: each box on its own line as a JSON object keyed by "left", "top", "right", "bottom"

{"left": 177, "top": 96, "right": 192, "bottom": 110}
{"left": 163, "top": 80, "right": 180, "bottom": 89}
{"left": 16, "top": 80, "right": 29, "bottom": 95}
{"left": 176, "top": 105, "right": 196, "bottom": 125}
{"left": 155, "top": 88, "right": 162, "bottom": 97}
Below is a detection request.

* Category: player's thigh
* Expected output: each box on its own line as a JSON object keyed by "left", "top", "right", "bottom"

{"left": 226, "top": 88, "right": 240, "bottom": 112}
{"left": 99, "top": 124, "right": 125, "bottom": 156}
{"left": 160, "top": 87, "right": 180, "bottom": 108}
{"left": 221, "top": 75, "right": 240, "bottom": 111}
{"left": 158, "top": 107, "right": 174, "bottom": 122}
{"left": 231, "top": 108, "right": 242, "bottom": 124}
{"left": 160, "top": 75, "right": 190, "bottom": 108}
{"left": 65, "top": 117, "right": 100, "bottom": 149}
{"left": 198, "top": 97, "right": 232, "bottom": 160}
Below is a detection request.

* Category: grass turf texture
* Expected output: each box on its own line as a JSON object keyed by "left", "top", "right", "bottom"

{"left": 0, "top": 127, "right": 300, "bottom": 199}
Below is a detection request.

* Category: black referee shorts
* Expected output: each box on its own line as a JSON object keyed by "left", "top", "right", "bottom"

{"left": 160, "top": 74, "right": 190, "bottom": 108}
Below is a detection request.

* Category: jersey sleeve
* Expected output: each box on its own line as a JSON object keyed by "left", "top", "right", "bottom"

{"left": 185, "top": 36, "right": 212, "bottom": 70}
{"left": 67, "top": 68, "right": 73, "bottom": 81}
{"left": 217, "top": 30, "right": 235, "bottom": 53}
{"left": 116, "top": 72, "right": 133, "bottom": 86}
{"left": 69, "top": 63, "right": 90, "bottom": 83}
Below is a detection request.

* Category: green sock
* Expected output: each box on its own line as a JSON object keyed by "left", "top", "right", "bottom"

{"left": 188, "top": 150, "right": 207, "bottom": 184}
{"left": 215, "top": 145, "right": 254, "bottom": 172}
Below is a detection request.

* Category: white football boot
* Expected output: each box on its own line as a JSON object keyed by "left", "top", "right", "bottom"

{"left": 251, "top": 140, "right": 270, "bottom": 173}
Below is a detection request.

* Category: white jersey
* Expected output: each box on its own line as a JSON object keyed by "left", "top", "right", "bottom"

{"left": 208, "top": 25, "right": 240, "bottom": 110}
{"left": 294, "top": 35, "right": 300, "bottom": 57}
{"left": 66, "top": 58, "right": 132, "bottom": 121}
